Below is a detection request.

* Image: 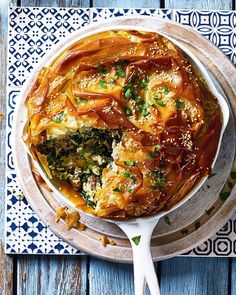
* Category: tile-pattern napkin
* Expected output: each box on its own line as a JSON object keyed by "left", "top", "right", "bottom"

{"left": 6, "top": 7, "right": 236, "bottom": 256}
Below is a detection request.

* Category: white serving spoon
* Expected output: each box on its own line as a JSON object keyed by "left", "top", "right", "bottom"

{"left": 116, "top": 217, "right": 161, "bottom": 295}
{"left": 109, "top": 175, "right": 208, "bottom": 295}
{"left": 17, "top": 21, "right": 230, "bottom": 295}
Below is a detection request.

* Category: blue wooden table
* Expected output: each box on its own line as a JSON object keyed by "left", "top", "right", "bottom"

{"left": 0, "top": 0, "right": 235, "bottom": 294}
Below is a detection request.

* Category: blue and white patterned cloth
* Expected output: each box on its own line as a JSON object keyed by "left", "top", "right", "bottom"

{"left": 6, "top": 7, "right": 236, "bottom": 256}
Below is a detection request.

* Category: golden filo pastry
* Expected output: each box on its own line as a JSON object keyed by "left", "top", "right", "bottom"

{"left": 23, "top": 30, "right": 222, "bottom": 219}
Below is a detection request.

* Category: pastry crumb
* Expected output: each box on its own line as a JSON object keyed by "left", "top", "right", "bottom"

{"left": 100, "top": 235, "right": 117, "bottom": 247}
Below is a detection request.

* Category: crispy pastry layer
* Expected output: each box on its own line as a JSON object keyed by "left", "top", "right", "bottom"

{"left": 24, "top": 30, "right": 222, "bottom": 219}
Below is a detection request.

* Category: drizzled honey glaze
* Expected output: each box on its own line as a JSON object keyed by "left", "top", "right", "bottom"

{"left": 24, "top": 30, "right": 222, "bottom": 219}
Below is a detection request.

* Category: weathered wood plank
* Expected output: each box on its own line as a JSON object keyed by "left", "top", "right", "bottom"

{"left": 89, "top": 258, "right": 161, "bottom": 295}
{"left": 9, "top": 0, "right": 19, "bottom": 6}
{"left": 160, "top": 257, "right": 229, "bottom": 295}
{"left": 232, "top": 258, "right": 235, "bottom": 295}
{"left": 21, "top": 0, "right": 60, "bottom": 6}
{"left": 17, "top": 255, "right": 88, "bottom": 295}
{"left": 93, "top": 0, "right": 161, "bottom": 8}
{"left": 89, "top": 257, "right": 134, "bottom": 295}
{"left": 165, "top": 0, "right": 232, "bottom": 9}
{"left": 20, "top": 0, "right": 90, "bottom": 7}
{"left": 0, "top": 0, "right": 14, "bottom": 295}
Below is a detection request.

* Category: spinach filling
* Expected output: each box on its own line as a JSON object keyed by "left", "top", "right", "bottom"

{"left": 37, "top": 128, "right": 122, "bottom": 208}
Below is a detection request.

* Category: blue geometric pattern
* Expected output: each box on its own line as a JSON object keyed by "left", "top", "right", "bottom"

{"left": 91, "top": 8, "right": 172, "bottom": 22}
{"left": 5, "top": 171, "right": 81, "bottom": 254}
{"left": 6, "top": 7, "right": 236, "bottom": 256}
{"left": 8, "top": 7, "right": 90, "bottom": 87}
{"left": 6, "top": 90, "right": 18, "bottom": 171}
{"left": 174, "top": 10, "right": 236, "bottom": 64}
{"left": 6, "top": 6, "right": 91, "bottom": 255}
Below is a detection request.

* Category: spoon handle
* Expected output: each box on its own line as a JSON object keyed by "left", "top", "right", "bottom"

{"left": 118, "top": 219, "right": 161, "bottom": 295}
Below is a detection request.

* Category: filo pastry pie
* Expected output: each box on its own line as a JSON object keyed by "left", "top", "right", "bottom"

{"left": 23, "top": 30, "right": 222, "bottom": 219}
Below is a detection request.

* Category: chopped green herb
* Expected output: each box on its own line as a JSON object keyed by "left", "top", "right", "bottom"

{"left": 141, "top": 106, "right": 149, "bottom": 117}
{"left": 115, "top": 62, "right": 122, "bottom": 70}
{"left": 208, "top": 173, "right": 217, "bottom": 179}
{"left": 109, "top": 77, "right": 116, "bottom": 83}
{"left": 139, "top": 81, "right": 146, "bottom": 89}
{"left": 155, "top": 177, "right": 166, "bottom": 183}
{"left": 230, "top": 171, "right": 236, "bottom": 179}
{"left": 115, "top": 59, "right": 129, "bottom": 69}
{"left": 123, "top": 161, "right": 136, "bottom": 167}
{"left": 153, "top": 95, "right": 158, "bottom": 99}
{"left": 97, "top": 63, "right": 106, "bottom": 75}
{"left": 139, "top": 79, "right": 148, "bottom": 90}
{"left": 146, "top": 145, "right": 161, "bottom": 159}
{"left": 86, "top": 199, "right": 97, "bottom": 208}
{"left": 147, "top": 151, "right": 157, "bottom": 159}
{"left": 81, "top": 190, "right": 97, "bottom": 208}
{"left": 125, "top": 106, "right": 132, "bottom": 116}
{"left": 99, "top": 80, "right": 107, "bottom": 88}
{"left": 156, "top": 101, "right": 165, "bottom": 107}
{"left": 163, "top": 86, "right": 169, "bottom": 94}
{"left": 75, "top": 97, "right": 88, "bottom": 105}
{"left": 117, "top": 70, "right": 125, "bottom": 77}
{"left": 113, "top": 187, "right": 122, "bottom": 192}
{"left": 127, "top": 188, "right": 134, "bottom": 193}
{"left": 134, "top": 97, "right": 145, "bottom": 105}
{"left": 220, "top": 191, "right": 230, "bottom": 201}
{"left": 132, "top": 235, "right": 141, "bottom": 246}
{"left": 205, "top": 206, "right": 215, "bottom": 215}
{"left": 52, "top": 112, "right": 66, "bottom": 123}
{"left": 181, "top": 229, "right": 189, "bottom": 235}
{"left": 194, "top": 221, "right": 201, "bottom": 230}
{"left": 136, "top": 105, "right": 143, "bottom": 112}
{"left": 47, "top": 149, "right": 57, "bottom": 165}
{"left": 176, "top": 100, "right": 185, "bottom": 110}
{"left": 152, "top": 184, "right": 164, "bottom": 191}
{"left": 164, "top": 216, "right": 171, "bottom": 225}
{"left": 124, "top": 171, "right": 131, "bottom": 178}
{"left": 130, "top": 175, "right": 137, "bottom": 184}
{"left": 124, "top": 88, "right": 132, "bottom": 99}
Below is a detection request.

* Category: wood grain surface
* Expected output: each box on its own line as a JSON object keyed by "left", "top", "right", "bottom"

{"left": 1, "top": 1, "right": 236, "bottom": 295}
{"left": 92, "top": 0, "right": 161, "bottom": 8}
{"left": 17, "top": 256, "right": 88, "bottom": 295}
{"left": 165, "top": 0, "right": 233, "bottom": 9}
{"left": 160, "top": 257, "right": 229, "bottom": 295}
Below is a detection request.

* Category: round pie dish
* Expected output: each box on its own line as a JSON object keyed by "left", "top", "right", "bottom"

{"left": 20, "top": 24, "right": 229, "bottom": 221}
{"left": 12, "top": 16, "right": 236, "bottom": 262}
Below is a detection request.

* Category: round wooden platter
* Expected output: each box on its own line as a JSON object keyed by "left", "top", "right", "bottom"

{"left": 14, "top": 17, "right": 236, "bottom": 263}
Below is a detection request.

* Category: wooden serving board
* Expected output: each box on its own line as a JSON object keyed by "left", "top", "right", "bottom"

{"left": 14, "top": 17, "right": 236, "bottom": 263}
